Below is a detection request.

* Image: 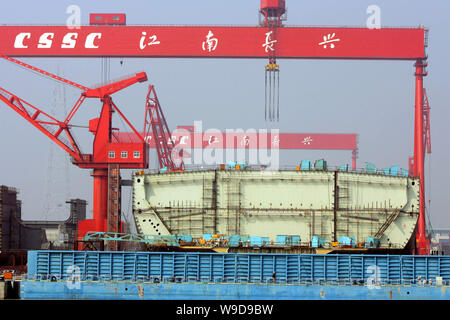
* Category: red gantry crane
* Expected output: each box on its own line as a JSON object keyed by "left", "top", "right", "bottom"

{"left": 142, "top": 85, "right": 184, "bottom": 172}
{"left": 0, "top": 54, "right": 148, "bottom": 250}
{"left": 0, "top": 1, "right": 431, "bottom": 254}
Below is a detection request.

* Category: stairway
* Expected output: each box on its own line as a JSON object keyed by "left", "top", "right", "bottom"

{"left": 374, "top": 210, "right": 401, "bottom": 239}
{"left": 107, "top": 164, "right": 121, "bottom": 251}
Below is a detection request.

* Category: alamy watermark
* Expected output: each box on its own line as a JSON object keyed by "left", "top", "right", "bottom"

{"left": 66, "top": 265, "right": 81, "bottom": 290}
{"left": 366, "top": 5, "right": 381, "bottom": 29}
{"left": 147, "top": 121, "right": 280, "bottom": 170}
{"left": 66, "top": 5, "right": 81, "bottom": 29}
{"left": 366, "top": 265, "right": 381, "bottom": 289}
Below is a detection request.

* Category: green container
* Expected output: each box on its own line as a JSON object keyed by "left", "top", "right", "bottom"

{"left": 314, "top": 159, "right": 327, "bottom": 171}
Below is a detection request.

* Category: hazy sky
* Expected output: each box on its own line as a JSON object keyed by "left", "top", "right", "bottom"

{"left": 0, "top": 0, "right": 449, "bottom": 230}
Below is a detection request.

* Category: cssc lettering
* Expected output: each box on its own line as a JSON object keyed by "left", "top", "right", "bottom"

{"left": 14, "top": 32, "right": 102, "bottom": 49}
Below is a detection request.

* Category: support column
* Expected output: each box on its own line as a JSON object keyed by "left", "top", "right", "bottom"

{"left": 413, "top": 58, "right": 428, "bottom": 255}
{"left": 92, "top": 168, "right": 108, "bottom": 232}
{"left": 351, "top": 149, "right": 358, "bottom": 171}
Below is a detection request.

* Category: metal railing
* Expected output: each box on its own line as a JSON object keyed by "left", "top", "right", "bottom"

{"left": 135, "top": 164, "right": 412, "bottom": 178}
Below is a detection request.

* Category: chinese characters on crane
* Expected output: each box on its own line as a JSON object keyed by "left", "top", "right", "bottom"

{"left": 139, "top": 32, "right": 161, "bottom": 50}
{"left": 318, "top": 33, "right": 340, "bottom": 49}
{"left": 202, "top": 30, "right": 219, "bottom": 52}
{"left": 262, "top": 31, "right": 277, "bottom": 52}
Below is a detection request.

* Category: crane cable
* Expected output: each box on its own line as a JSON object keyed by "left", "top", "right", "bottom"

{"left": 265, "top": 60, "right": 280, "bottom": 122}
{"left": 264, "top": 23, "right": 280, "bottom": 122}
{"left": 265, "top": 68, "right": 267, "bottom": 121}
{"left": 277, "top": 66, "right": 280, "bottom": 121}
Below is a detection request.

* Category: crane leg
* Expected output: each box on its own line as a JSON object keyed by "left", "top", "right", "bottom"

{"left": 76, "top": 169, "right": 108, "bottom": 250}
{"left": 414, "top": 59, "right": 428, "bottom": 255}
{"left": 92, "top": 169, "right": 109, "bottom": 232}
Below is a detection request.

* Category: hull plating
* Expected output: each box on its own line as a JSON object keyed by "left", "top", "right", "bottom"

{"left": 20, "top": 280, "right": 450, "bottom": 300}
{"left": 133, "top": 170, "right": 420, "bottom": 250}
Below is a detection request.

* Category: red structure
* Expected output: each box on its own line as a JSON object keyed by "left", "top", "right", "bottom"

{"left": 0, "top": 54, "right": 148, "bottom": 248}
{"left": 260, "top": 0, "right": 286, "bottom": 26}
{"left": 116, "top": 131, "right": 359, "bottom": 170}
{"left": 412, "top": 84, "right": 432, "bottom": 255}
{"left": 0, "top": 2, "right": 430, "bottom": 254}
{"left": 0, "top": 27, "right": 424, "bottom": 58}
{"left": 423, "top": 88, "right": 432, "bottom": 155}
{"left": 143, "top": 85, "right": 184, "bottom": 172}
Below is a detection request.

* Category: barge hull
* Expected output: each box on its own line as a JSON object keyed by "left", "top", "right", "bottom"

{"left": 20, "top": 250, "right": 450, "bottom": 300}
{"left": 20, "top": 280, "right": 450, "bottom": 300}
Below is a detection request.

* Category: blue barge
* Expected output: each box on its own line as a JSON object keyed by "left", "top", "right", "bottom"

{"left": 20, "top": 250, "right": 450, "bottom": 300}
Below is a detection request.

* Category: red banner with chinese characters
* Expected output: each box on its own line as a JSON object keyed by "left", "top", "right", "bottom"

{"left": 114, "top": 132, "right": 357, "bottom": 150}
{"left": 0, "top": 26, "right": 425, "bottom": 59}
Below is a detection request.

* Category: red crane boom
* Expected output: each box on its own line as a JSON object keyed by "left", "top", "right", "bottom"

{"left": 143, "top": 85, "right": 184, "bottom": 172}
{"left": 0, "top": 54, "right": 149, "bottom": 249}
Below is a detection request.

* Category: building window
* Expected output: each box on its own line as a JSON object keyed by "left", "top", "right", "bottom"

{"left": 133, "top": 151, "right": 140, "bottom": 159}
{"left": 121, "top": 151, "right": 128, "bottom": 159}
{"left": 108, "top": 151, "right": 115, "bottom": 159}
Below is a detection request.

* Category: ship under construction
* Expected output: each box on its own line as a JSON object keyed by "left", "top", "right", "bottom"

{"left": 131, "top": 163, "right": 420, "bottom": 255}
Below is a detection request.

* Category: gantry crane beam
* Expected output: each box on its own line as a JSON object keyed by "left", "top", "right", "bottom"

{"left": 0, "top": 26, "right": 426, "bottom": 60}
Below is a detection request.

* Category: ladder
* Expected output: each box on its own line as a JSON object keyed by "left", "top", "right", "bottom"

{"left": 106, "top": 164, "right": 121, "bottom": 251}
{"left": 226, "top": 175, "right": 241, "bottom": 235}
{"left": 202, "top": 176, "right": 216, "bottom": 234}
{"left": 374, "top": 209, "right": 401, "bottom": 239}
